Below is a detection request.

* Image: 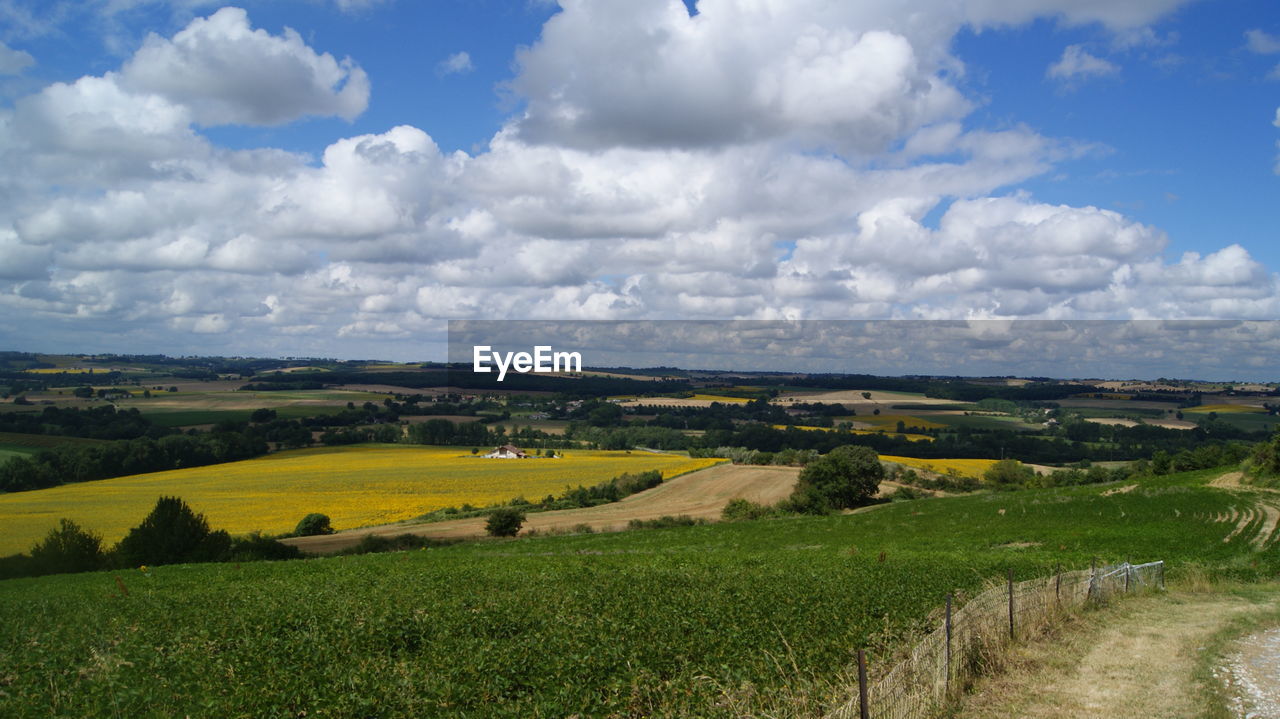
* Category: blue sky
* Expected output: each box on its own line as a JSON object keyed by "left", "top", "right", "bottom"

{"left": 0, "top": 0, "right": 1278, "bottom": 368}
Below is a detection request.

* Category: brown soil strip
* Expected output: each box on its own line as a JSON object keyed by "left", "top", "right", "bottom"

{"left": 284, "top": 463, "right": 799, "bottom": 554}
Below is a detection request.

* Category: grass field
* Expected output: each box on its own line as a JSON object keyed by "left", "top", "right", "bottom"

{"left": 0, "top": 467, "right": 1270, "bottom": 717}
{"left": 0, "top": 445, "right": 722, "bottom": 555}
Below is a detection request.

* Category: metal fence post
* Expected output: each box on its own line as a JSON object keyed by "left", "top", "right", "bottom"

{"left": 945, "top": 593, "right": 953, "bottom": 695}
{"left": 1055, "top": 564, "right": 1061, "bottom": 607}
{"left": 857, "top": 649, "right": 869, "bottom": 719}
{"left": 1158, "top": 560, "right": 1165, "bottom": 590}
{"left": 1124, "top": 560, "right": 1131, "bottom": 594}
{"left": 1007, "top": 568, "right": 1015, "bottom": 641}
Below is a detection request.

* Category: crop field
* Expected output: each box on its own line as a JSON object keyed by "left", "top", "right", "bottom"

{"left": 774, "top": 424, "right": 935, "bottom": 442}
{"left": 879, "top": 455, "right": 1001, "bottom": 478}
{"left": 851, "top": 413, "right": 948, "bottom": 431}
{"left": 0, "top": 445, "right": 722, "bottom": 555}
{"left": 1184, "top": 403, "right": 1267, "bottom": 414}
{"left": 0, "top": 468, "right": 1271, "bottom": 717}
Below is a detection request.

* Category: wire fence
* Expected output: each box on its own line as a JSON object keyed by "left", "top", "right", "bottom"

{"left": 827, "top": 560, "right": 1165, "bottom": 719}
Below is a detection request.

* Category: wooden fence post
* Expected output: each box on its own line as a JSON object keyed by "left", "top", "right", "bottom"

{"left": 857, "top": 649, "right": 870, "bottom": 719}
{"left": 945, "top": 593, "right": 953, "bottom": 694}
{"left": 1088, "top": 557, "right": 1097, "bottom": 601}
{"left": 1055, "top": 564, "right": 1061, "bottom": 607}
{"left": 1007, "top": 568, "right": 1015, "bottom": 641}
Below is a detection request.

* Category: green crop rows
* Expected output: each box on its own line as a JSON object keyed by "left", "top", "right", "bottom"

{"left": 0, "top": 468, "right": 1271, "bottom": 718}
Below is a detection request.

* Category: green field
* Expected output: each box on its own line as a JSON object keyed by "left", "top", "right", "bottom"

{"left": 0, "top": 467, "right": 1271, "bottom": 717}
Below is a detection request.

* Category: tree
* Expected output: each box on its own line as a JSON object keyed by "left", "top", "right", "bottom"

{"left": 117, "top": 496, "right": 231, "bottom": 566}
{"left": 789, "top": 444, "right": 884, "bottom": 513}
{"left": 485, "top": 507, "right": 525, "bottom": 537}
{"left": 295, "top": 513, "right": 334, "bottom": 536}
{"left": 73, "top": 386, "right": 94, "bottom": 398}
{"left": 29, "top": 519, "right": 106, "bottom": 575}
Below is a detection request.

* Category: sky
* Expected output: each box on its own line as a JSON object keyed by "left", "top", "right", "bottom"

{"left": 0, "top": 0, "right": 1278, "bottom": 372}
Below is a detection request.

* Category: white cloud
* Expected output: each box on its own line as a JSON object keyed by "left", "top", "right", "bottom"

{"left": 120, "top": 7, "right": 369, "bottom": 126}
{"left": 0, "top": 40, "right": 34, "bottom": 75}
{"left": 1047, "top": 45, "right": 1120, "bottom": 83}
{"left": 0, "top": 0, "right": 1275, "bottom": 362}
{"left": 1245, "top": 29, "right": 1280, "bottom": 54}
{"left": 436, "top": 51, "right": 474, "bottom": 76}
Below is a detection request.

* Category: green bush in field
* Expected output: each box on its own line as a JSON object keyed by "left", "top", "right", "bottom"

{"left": 29, "top": 519, "right": 106, "bottom": 575}
{"left": 485, "top": 507, "right": 525, "bottom": 537}
{"left": 116, "top": 496, "right": 231, "bottom": 566}
{"left": 295, "top": 513, "right": 335, "bottom": 536}
{"left": 984, "top": 458, "right": 1037, "bottom": 488}
{"left": 790, "top": 444, "right": 884, "bottom": 512}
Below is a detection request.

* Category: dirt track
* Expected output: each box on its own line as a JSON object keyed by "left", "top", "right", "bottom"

{"left": 955, "top": 591, "right": 1276, "bottom": 719}
{"left": 284, "top": 463, "right": 800, "bottom": 554}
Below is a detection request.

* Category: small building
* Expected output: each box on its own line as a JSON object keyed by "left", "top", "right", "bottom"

{"left": 483, "top": 444, "right": 528, "bottom": 459}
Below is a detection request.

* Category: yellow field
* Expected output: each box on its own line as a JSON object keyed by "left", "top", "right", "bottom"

{"left": 23, "top": 367, "right": 95, "bottom": 374}
{"left": 690, "top": 394, "right": 750, "bottom": 403}
{"left": 0, "top": 445, "right": 724, "bottom": 555}
{"left": 879, "top": 455, "right": 999, "bottom": 479}
{"left": 1183, "top": 404, "right": 1265, "bottom": 414}
{"left": 773, "top": 425, "right": 934, "bottom": 443}
{"left": 853, "top": 414, "right": 948, "bottom": 431}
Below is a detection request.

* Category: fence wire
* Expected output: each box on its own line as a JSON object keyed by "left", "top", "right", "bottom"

{"left": 827, "top": 561, "right": 1164, "bottom": 719}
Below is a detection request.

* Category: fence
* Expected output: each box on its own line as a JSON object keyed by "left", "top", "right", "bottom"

{"left": 828, "top": 560, "right": 1165, "bottom": 719}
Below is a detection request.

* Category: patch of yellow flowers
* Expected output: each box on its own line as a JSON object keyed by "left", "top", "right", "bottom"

{"left": 879, "top": 456, "right": 999, "bottom": 479}
{"left": 0, "top": 445, "right": 721, "bottom": 555}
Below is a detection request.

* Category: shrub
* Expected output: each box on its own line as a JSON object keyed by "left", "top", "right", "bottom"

{"left": 229, "top": 532, "right": 303, "bottom": 562}
{"left": 486, "top": 507, "right": 526, "bottom": 537}
{"left": 294, "top": 513, "right": 335, "bottom": 536}
{"left": 116, "top": 496, "right": 231, "bottom": 566}
{"left": 721, "top": 498, "right": 783, "bottom": 521}
{"left": 343, "top": 533, "right": 459, "bottom": 555}
{"left": 627, "top": 515, "right": 706, "bottom": 530}
{"left": 790, "top": 445, "right": 884, "bottom": 512}
{"left": 29, "top": 519, "right": 107, "bottom": 575}
{"left": 983, "top": 459, "right": 1036, "bottom": 488}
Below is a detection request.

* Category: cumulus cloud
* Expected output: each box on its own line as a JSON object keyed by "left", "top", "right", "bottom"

{"left": 0, "top": 0, "right": 1275, "bottom": 362}
{"left": 1047, "top": 45, "right": 1120, "bottom": 84}
{"left": 0, "top": 40, "right": 34, "bottom": 75}
{"left": 1245, "top": 29, "right": 1280, "bottom": 54}
{"left": 436, "top": 51, "right": 474, "bottom": 76}
{"left": 119, "top": 7, "right": 369, "bottom": 126}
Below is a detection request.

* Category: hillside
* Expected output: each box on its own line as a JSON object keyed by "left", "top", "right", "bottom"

{"left": 1, "top": 466, "right": 1276, "bottom": 718}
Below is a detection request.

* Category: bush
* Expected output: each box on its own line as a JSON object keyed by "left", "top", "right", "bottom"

{"left": 342, "top": 533, "right": 459, "bottom": 555}
{"left": 790, "top": 445, "right": 884, "bottom": 512}
{"left": 295, "top": 513, "right": 335, "bottom": 536}
{"left": 116, "top": 496, "right": 231, "bottom": 566}
{"left": 627, "top": 515, "right": 706, "bottom": 530}
{"left": 721, "top": 498, "right": 783, "bottom": 521}
{"left": 29, "top": 519, "right": 107, "bottom": 575}
{"left": 229, "top": 532, "right": 303, "bottom": 562}
{"left": 486, "top": 507, "right": 526, "bottom": 537}
{"left": 983, "top": 458, "right": 1036, "bottom": 488}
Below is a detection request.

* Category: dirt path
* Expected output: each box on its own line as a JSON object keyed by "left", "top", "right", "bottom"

{"left": 284, "top": 463, "right": 799, "bottom": 554}
{"left": 954, "top": 592, "right": 1272, "bottom": 719}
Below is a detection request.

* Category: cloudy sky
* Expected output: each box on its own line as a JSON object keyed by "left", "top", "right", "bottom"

{"left": 0, "top": 0, "right": 1278, "bottom": 365}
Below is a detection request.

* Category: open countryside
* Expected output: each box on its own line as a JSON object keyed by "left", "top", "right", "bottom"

{"left": 0, "top": 445, "right": 721, "bottom": 555}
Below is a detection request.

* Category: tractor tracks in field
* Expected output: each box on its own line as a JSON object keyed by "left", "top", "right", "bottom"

{"left": 1209, "top": 471, "right": 1280, "bottom": 551}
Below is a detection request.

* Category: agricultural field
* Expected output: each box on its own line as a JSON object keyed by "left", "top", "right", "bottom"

{"left": 0, "top": 467, "right": 1272, "bottom": 718}
{"left": 774, "top": 424, "right": 935, "bottom": 443}
{"left": 879, "top": 455, "right": 1001, "bottom": 479}
{"left": 849, "top": 413, "right": 948, "bottom": 431}
{"left": 288, "top": 462, "right": 794, "bottom": 552}
{"left": 0, "top": 445, "right": 722, "bottom": 556}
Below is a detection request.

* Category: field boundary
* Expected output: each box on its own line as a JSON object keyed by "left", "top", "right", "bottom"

{"left": 828, "top": 560, "right": 1165, "bottom": 719}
